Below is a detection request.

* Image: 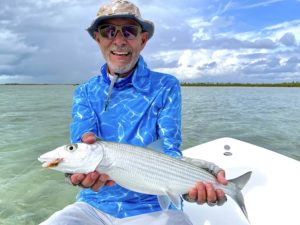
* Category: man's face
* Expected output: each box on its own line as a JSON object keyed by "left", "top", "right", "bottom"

{"left": 94, "top": 18, "right": 148, "bottom": 76}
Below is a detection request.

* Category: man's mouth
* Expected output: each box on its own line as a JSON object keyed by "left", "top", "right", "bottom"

{"left": 111, "top": 51, "right": 130, "bottom": 56}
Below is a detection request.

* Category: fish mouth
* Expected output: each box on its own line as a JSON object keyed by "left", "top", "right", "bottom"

{"left": 39, "top": 158, "right": 64, "bottom": 168}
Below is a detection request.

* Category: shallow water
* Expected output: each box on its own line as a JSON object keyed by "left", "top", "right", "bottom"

{"left": 181, "top": 87, "right": 300, "bottom": 160}
{"left": 0, "top": 85, "right": 299, "bottom": 224}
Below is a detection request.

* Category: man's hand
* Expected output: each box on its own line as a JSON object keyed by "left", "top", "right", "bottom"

{"left": 68, "top": 132, "right": 115, "bottom": 192}
{"left": 186, "top": 170, "right": 228, "bottom": 206}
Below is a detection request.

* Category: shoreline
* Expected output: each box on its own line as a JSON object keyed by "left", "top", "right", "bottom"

{"left": 0, "top": 83, "right": 79, "bottom": 86}
{"left": 181, "top": 82, "right": 300, "bottom": 87}
{"left": 1, "top": 82, "right": 300, "bottom": 87}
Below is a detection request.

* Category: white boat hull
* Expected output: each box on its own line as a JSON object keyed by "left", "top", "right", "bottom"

{"left": 183, "top": 137, "right": 300, "bottom": 225}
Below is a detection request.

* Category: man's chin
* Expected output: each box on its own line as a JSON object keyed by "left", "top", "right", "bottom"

{"left": 108, "top": 62, "right": 136, "bottom": 76}
{"left": 114, "top": 67, "right": 131, "bottom": 74}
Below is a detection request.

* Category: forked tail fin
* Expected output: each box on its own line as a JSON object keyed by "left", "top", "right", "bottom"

{"left": 228, "top": 171, "right": 252, "bottom": 223}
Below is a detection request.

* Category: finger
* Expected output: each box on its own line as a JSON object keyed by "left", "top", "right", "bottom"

{"left": 81, "top": 132, "right": 97, "bottom": 144}
{"left": 216, "top": 189, "right": 227, "bottom": 206}
{"left": 80, "top": 172, "right": 99, "bottom": 188}
{"left": 196, "top": 182, "right": 206, "bottom": 205}
{"left": 188, "top": 187, "right": 197, "bottom": 201}
{"left": 70, "top": 174, "right": 86, "bottom": 185}
{"left": 183, "top": 187, "right": 197, "bottom": 202}
{"left": 206, "top": 183, "right": 217, "bottom": 204}
{"left": 217, "top": 170, "right": 228, "bottom": 185}
{"left": 106, "top": 180, "right": 116, "bottom": 187}
{"left": 91, "top": 174, "right": 109, "bottom": 192}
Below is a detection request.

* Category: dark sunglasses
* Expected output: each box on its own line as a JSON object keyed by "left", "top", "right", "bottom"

{"left": 98, "top": 24, "right": 142, "bottom": 40}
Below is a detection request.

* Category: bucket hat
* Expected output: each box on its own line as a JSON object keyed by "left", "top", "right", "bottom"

{"left": 87, "top": 0, "right": 154, "bottom": 39}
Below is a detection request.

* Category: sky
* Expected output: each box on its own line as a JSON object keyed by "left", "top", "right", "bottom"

{"left": 1, "top": 0, "right": 300, "bottom": 84}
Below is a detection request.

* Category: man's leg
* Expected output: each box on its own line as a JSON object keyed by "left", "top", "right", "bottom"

{"left": 39, "top": 202, "right": 113, "bottom": 225}
{"left": 115, "top": 210, "right": 193, "bottom": 225}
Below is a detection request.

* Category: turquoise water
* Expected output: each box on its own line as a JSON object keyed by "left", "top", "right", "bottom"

{"left": 0, "top": 85, "right": 299, "bottom": 224}
{"left": 181, "top": 87, "right": 300, "bottom": 160}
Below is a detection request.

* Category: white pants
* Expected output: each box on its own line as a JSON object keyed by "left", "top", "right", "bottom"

{"left": 40, "top": 202, "right": 193, "bottom": 225}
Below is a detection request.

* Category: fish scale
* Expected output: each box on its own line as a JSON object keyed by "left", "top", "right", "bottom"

{"left": 99, "top": 142, "right": 225, "bottom": 194}
{"left": 38, "top": 140, "right": 252, "bottom": 222}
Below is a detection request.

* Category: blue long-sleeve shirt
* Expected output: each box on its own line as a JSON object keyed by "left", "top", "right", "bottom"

{"left": 70, "top": 56, "right": 182, "bottom": 218}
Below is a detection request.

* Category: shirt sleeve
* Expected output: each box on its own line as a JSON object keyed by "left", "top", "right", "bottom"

{"left": 70, "top": 84, "right": 98, "bottom": 143}
{"left": 157, "top": 79, "right": 182, "bottom": 158}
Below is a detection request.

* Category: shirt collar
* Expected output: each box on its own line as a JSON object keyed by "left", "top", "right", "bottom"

{"left": 100, "top": 55, "right": 151, "bottom": 92}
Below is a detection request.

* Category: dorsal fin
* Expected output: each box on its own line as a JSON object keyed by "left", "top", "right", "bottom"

{"left": 180, "top": 156, "right": 206, "bottom": 167}
{"left": 181, "top": 157, "right": 221, "bottom": 176}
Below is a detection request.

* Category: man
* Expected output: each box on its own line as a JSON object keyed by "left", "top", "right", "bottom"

{"left": 41, "top": 0, "right": 227, "bottom": 224}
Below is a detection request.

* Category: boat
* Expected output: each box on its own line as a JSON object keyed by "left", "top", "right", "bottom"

{"left": 183, "top": 137, "right": 300, "bottom": 225}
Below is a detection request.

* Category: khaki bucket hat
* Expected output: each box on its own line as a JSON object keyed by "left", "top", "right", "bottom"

{"left": 87, "top": 0, "right": 154, "bottom": 39}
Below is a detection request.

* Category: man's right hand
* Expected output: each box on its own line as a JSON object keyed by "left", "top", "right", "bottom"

{"left": 69, "top": 132, "right": 115, "bottom": 192}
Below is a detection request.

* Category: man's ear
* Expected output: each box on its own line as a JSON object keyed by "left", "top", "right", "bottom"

{"left": 141, "top": 32, "right": 148, "bottom": 47}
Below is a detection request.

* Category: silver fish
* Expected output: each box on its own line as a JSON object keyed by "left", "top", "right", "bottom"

{"left": 38, "top": 140, "right": 252, "bottom": 222}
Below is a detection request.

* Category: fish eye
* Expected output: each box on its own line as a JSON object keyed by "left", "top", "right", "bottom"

{"left": 66, "top": 144, "right": 78, "bottom": 152}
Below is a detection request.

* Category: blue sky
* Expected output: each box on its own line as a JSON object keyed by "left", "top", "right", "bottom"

{"left": 0, "top": 0, "right": 300, "bottom": 84}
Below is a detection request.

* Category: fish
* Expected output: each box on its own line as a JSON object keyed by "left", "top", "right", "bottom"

{"left": 38, "top": 140, "right": 252, "bottom": 222}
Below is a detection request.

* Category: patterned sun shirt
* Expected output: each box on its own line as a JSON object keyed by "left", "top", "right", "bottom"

{"left": 70, "top": 56, "right": 182, "bottom": 218}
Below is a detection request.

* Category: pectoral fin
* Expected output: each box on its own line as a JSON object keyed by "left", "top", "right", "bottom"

{"left": 166, "top": 191, "right": 181, "bottom": 209}
{"left": 157, "top": 195, "right": 170, "bottom": 210}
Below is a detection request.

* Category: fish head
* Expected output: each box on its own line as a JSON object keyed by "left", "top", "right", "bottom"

{"left": 38, "top": 142, "right": 104, "bottom": 174}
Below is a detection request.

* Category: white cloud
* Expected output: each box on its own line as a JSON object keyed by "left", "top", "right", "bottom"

{"left": 0, "top": 29, "right": 38, "bottom": 54}
{"left": 242, "top": 0, "right": 283, "bottom": 9}
{"left": 154, "top": 49, "right": 239, "bottom": 81}
{"left": 224, "top": 0, "right": 284, "bottom": 11}
{"left": 279, "top": 32, "right": 297, "bottom": 46}
{"left": 0, "top": 28, "right": 38, "bottom": 75}
{"left": 147, "top": 9, "right": 300, "bottom": 83}
{"left": 151, "top": 16, "right": 300, "bottom": 83}
{"left": 264, "top": 20, "right": 300, "bottom": 44}
{"left": 0, "top": 0, "right": 299, "bottom": 83}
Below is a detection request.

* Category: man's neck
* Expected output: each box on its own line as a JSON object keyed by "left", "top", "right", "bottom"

{"left": 108, "top": 65, "right": 137, "bottom": 78}
{"left": 114, "top": 71, "right": 132, "bottom": 78}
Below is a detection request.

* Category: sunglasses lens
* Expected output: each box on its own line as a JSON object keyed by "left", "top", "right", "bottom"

{"left": 98, "top": 25, "right": 140, "bottom": 39}
{"left": 99, "top": 25, "right": 116, "bottom": 39}
{"left": 121, "top": 25, "right": 139, "bottom": 39}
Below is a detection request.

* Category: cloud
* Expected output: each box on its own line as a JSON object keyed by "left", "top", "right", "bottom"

{"left": 193, "top": 36, "right": 277, "bottom": 49}
{"left": 0, "top": 28, "right": 38, "bottom": 75}
{"left": 264, "top": 20, "right": 300, "bottom": 43}
{"left": 151, "top": 28, "right": 300, "bottom": 83}
{"left": 0, "top": 0, "right": 300, "bottom": 84}
{"left": 146, "top": 4, "right": 300, "bottom": 83}
{"left": 0, "top": 75, "right": 35, "bottom": 84}
{"left": 0, "top": 0, "right": 103, "bottom": 83}
{"left": 224, "top": 0, "right": 284, "bottom": 11}
{"left": 0, "top": 29, "right": 37, "bottom": 54}
{"left": 279, "top": 32, "right": 297, "bottom": 46}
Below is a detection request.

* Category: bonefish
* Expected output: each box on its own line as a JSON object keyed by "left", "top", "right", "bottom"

{"left": 38, "top": 140, "right": 252, "bottom": 222}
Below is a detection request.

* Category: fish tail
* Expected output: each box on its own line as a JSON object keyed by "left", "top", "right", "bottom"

{"left": 227, "top": 171, "right": 252, "bottom": 223}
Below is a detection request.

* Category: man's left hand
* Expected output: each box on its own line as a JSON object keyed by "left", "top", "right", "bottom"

{"left": 186, "top": 170, "right": 228, "bottom": 206}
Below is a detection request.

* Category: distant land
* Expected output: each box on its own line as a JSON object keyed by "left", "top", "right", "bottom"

{"left": 181, "top": 82, "right": 300, "bottom": 87}
{"left": 1, "top": 83, "right": 79, "bottom": 86}
{"left": 1, "top": 82, "right": 300, "bottom": 87}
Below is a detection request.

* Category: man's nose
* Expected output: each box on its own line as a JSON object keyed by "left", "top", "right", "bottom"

{"left": 112, "top": 30, "right": 127, "bottom": 45}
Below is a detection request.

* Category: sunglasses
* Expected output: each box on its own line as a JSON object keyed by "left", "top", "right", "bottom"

{"left": 98, "top": 24, "right": 142, "bottom": 40}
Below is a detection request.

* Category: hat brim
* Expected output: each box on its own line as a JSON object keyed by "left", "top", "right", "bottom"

{"left": 87, "top": 14, "right": 154, "bottom": 40}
